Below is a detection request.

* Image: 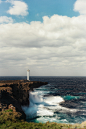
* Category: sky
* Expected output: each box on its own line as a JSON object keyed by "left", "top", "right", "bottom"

{"left": 0, "top": 0, "right": 86, "bottom": 76}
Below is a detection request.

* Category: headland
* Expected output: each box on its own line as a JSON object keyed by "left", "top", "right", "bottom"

{"left": 0, "top": 79, "right": 48, "bottom": 120}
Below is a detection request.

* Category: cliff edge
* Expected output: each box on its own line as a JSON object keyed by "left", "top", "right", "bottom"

{"left": 0, "top": 80, "right": 48, "bottom": 120}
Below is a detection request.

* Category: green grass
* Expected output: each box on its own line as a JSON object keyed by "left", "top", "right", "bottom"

{"left": 4, "top": 109, "right": 13, "bottom": 112}
{"left": 0, "top": 110, "right": 86, "bottom": 129}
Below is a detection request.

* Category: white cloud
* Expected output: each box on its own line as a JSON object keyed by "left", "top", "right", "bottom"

{"left": 0, "top": 16, "right": 13, "bottom": 23}
{"left": 7, "top": 0, "right": 29, "bottom": 16}
{"left": 0, "top": 14, "right": 86, "bottom": 76}
{"left": 74, "top": 0, "right": 86, "bottom": 15}
{"left": 0, "top": 14, "right": 86, "bottom": 48}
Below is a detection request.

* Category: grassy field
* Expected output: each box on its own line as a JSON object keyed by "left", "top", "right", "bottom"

{"left": 0, "top": 110, "right": 86, "bottom": 129}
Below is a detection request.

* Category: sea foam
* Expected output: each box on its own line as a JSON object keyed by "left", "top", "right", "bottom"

{"left": 22, "top": 89, "right": 81, "bottom": 123}
{"left": 22, "top": 91, "right": 65, "bottom": 119}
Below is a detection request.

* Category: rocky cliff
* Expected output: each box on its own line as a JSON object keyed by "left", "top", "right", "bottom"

{"left": 0, "top": 80, "right": 48, "bottom": 120}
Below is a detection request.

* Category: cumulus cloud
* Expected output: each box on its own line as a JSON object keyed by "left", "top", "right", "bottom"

{"left": 0, "top": 14, "right": 86, "bottom": 76}
{"left": 7, "top": 0, "right": 29, "bottom": 16}
{"left": 0, "top": 16, "right": 13, "bottom": 23}
{"left": 0, "top": 15, "right": 86, "bottom": 48}
{"left": 74, "top": 0, "right": 86, "bottom": 15}
{"left": 1, "top": 0, "right": 86, "bottom": 76}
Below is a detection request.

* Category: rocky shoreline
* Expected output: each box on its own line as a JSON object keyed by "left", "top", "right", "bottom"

{"left": 0, "top": 79, "right": 48, "bottom": 120}
{"left": 1, "top": 80, "right": 86, "bottom": 128}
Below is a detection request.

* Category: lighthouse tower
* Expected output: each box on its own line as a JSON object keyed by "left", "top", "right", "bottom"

{"left": 27, "top": 69, "right": 30, "bottom": 81}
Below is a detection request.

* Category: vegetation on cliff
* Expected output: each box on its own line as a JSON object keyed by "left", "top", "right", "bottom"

{"left": 0, "top": 109, "right": 86, "bottom": 129}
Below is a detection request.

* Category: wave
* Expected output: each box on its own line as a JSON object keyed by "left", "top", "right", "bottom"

{"left": 63, "top": 95, "right": 80, "bottom": 100}
{"left": 22, "top": 91, "right": 78, "bottom": 120}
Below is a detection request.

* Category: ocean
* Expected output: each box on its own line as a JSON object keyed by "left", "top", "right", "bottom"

{"left": 0, "top": 76, "right": 86, "bottom": 124}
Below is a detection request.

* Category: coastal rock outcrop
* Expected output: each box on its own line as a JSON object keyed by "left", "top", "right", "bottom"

{"left": 0, "top": 80, "right": 48, "bottom": 120}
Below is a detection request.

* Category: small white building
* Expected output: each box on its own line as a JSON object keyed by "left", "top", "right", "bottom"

{"left": 27, "top": 69, "right": 30, "bottom": 81}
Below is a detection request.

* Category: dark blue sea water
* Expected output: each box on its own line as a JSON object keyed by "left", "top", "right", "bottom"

{"left": 1, "top": 76, "right": 86, "bottom": 124}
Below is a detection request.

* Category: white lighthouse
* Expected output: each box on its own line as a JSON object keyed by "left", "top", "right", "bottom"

{"left": 27, "top": 69, "right": 30, "bottom": 81}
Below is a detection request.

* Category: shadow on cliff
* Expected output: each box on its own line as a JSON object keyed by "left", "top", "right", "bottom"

{"left": 1, "top": 87, "right": 26, "bottom": 120}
